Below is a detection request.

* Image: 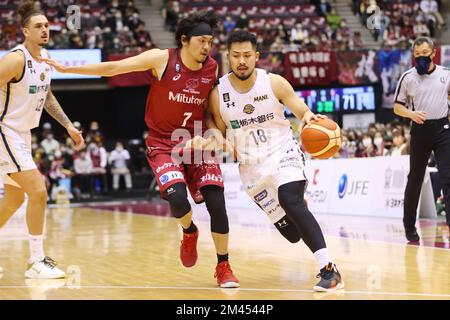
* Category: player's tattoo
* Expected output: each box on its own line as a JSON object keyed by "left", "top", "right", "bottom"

{"left": 43, "top": 90, "right": 73, "bottom": 128}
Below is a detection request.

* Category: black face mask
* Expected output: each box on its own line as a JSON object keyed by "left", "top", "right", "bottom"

{"left": 415, "top": 55, "right": 432, "bottom": 75}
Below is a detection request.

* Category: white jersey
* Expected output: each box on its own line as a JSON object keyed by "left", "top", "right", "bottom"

{"left": 0, "top": 44, "right": 52, "bottom": 132}
{"left": 217, "top": 69, "right": 295, "bottom": 164}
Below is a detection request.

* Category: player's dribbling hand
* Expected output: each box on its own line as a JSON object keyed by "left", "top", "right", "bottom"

{"left": 301, "top": 111, "right": 327, "bottom": 128}
{"left": 410, "top": 111, "right": 427, "bottom": 124}
{"left": 38, "top": 58, "right": 67, "bottom": 73}
{"left": 67, "top": 125, "right": 85, "bottom": 151}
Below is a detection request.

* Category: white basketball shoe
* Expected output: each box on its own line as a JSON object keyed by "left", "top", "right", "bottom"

{"left": 25, "top": 256, "right": 66, "bottom": 279}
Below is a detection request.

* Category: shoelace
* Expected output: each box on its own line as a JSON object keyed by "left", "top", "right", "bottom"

{"left": 316, "top": 264, "right": 335, "bottom": 280}
{"left": 42, "top": 256, "right": 57, "bottom": 269}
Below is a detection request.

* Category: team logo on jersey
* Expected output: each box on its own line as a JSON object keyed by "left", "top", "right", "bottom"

{"left": 173, "top": 74, "right": 181, "bottom": 81}
{"left": 243, "top": 104, "right": 255, "bottom": 114}
{"left": 441, "top": 77, "right": 445, "bottom": 84}
{"left": 254, "top": 190, "right": 268, "bottom": 202}
{"left": 185, "top": 78, "right": 199, "bottom": 90}
{"left": 29, "top": 85, "right": 37, "bottom": 94}
{"left": 223, "top": 93, "right": 230, "bottom": 102}
{"left": 40, "top": 73, "right": 45, "bottom": 81}
{"left": 226, "top": 102, "right": 236, "bottom": 108}
{"left": 254, "top": 94, "right": 268, "bottom": 102}
{"left": 230, "top": 120, "right": 241, "bottom": 129}
{"left": 201, "top": 77, "right": 212, "bottom": 84}
{"left": 27, "top": 60, "right": 32, "bottom": 68}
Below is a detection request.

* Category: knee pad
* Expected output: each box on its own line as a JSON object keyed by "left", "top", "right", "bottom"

{"left": 165, "top": 183, "right": 191, "bottom": 218}
{"left": 274, "top": 215, "right": 302, "bottom": 243}
{"left": 201, "top": 185, "right": 229, "bottom": 234}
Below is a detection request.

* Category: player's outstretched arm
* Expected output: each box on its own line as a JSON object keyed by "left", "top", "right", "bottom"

{"left": 270, "top": 73, "right": 325, "bottom": 125}
{"left": 39, "top": 49, "right": 168, "bottom": 77}
{"left": 44, "top": 89, "right": 85, "bottom": 150}
{"left": 0, "top": 51, "right": 24, "bottom": 87}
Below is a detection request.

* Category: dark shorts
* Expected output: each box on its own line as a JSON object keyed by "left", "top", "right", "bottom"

{"left": 147, "top": 149, "right": 224, "bottom": 204}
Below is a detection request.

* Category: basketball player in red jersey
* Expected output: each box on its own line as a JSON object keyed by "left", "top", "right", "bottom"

{"left": 41, "top": 11, "right": 239, "bottom": 288}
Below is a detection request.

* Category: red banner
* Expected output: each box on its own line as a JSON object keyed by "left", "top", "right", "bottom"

{"left": 284, "top": 51, "right": 337, "bottom": 86}
{"left": 107, "top": 53, "right": 152, "bottom": 87}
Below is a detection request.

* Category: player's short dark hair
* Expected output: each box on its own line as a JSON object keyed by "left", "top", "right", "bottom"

{"left": 227, "top": 30, "right": 257, "bottom": 51}
{"left": 17, "top": 1, "right": 45, "bottom": 27}
{"left": 175, "top": 10, "right": 218, "bottom": 48}
{"left": 412, "top": 37, "right": 435, "bottom": 51}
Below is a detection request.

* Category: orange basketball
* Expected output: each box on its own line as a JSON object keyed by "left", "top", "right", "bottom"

{"left": 300, "top": 118, "right": 342, "bottom": 159}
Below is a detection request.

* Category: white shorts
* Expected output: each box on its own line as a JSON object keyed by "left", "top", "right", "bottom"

{"left": 0, "top": 125, "right": 36, "bottom": 187}
{"left": 239, "top": 140, "right": 306, "bottom": 223}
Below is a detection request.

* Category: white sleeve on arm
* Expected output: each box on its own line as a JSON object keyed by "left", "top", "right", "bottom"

{"left": 394, "top": 73, "right": 409, "bottom": 106}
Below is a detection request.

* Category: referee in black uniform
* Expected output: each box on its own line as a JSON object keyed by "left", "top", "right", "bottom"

{"left": 394, "top": 37, "right": 450, "bottom": 242}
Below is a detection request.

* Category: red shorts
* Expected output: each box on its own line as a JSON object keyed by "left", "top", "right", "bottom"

{"left": 147, "top": 149, "right": 224, "bottom": 204}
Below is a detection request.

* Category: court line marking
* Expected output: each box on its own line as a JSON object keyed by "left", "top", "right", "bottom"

{"left": 0, "top": 285, "right": 449, "bottom": 298}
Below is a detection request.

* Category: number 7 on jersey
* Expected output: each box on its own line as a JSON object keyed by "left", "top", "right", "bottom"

{"left": 182, "top": 112, "right": 192, "bottom": 127}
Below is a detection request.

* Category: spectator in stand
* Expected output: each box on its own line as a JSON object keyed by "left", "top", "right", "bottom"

{"left": 86, "top": 121, "right": 105, "bottom": 144}
{"left": 390, "top": 128, "right": 408, "bottom": 156}
{"left": 109, "top": 142, "right": 133, "bottom": 192}
{"left": 235, "top": 13, "right": 249, "bottom": 30}
{"left": 165, "top": 1, "right": 180, "bottom": 32}
{"left": 290, "top": 23, "right": 309, "bottom": 46}
{"left": 420, "top": 0, "right": 445, "bottom": 29}
{"left": 88, "top": 141, "right": 108, "bottom": 194}
{"left": 49, "top": 150, "right": 74, "bottom": 199}
{"left": 73, "top": 150, "right": 93, "bottom": 198}
{"left": 382, "top": 135, "right": 394, "bottom": 156}
{"left": 413, "top": 17, "right": 431, "bottom": 38}
{"left": 357, "top": 134, "right": 378, "bottom": 157}
{"left": 318, "top": 0, "right": 332, "bottom": 16}
{"left": 223, "top": 16, "right": 236, "bottom": 34}
{"left": 69, "top": 33, "right": 85, "bottom": 49}
{"left": 134, "top": 23, "right": 152, "bottom": 48}
{"left": 327, "top": 7, "right": 342, "bottom": 31}
{"left": 41, "top": 132, "right": 60, "bottom": 156}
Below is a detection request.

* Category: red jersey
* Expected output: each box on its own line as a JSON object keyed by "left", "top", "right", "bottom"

{"left": 145, "top": 48, "right": 217, "bottom": 153}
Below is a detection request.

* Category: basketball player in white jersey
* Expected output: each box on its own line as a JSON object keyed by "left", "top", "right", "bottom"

{"left": 189, "top": 30, "right": 344, "bottom": 291}
{"left": 0, "top": 2, "right": 84, "bottom": 278}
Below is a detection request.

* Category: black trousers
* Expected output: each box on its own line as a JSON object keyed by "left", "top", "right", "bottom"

{"left": 404, "top": 117, "right": 450, "bottom": 229}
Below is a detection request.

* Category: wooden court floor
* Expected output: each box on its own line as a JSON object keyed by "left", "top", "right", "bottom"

{"left": 0, "top": 201, "right": 448, "bottom": 300}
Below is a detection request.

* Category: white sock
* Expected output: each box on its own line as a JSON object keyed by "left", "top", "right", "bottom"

{"left": 28, "top": 234, "right": 45, "bottom": 264}
{"left": 314, "top": 248, "right": 332, "bottom": 270}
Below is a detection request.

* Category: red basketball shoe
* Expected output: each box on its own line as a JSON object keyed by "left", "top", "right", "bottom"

{"left": 215, "top": 261, "right": 240, "bottom": 288}
{"left": 180, "top": 229, "right": 199, "bottom": 268}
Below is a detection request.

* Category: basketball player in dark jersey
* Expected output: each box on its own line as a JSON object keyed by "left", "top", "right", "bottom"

{"left": 41, "top": 11, "right": 238, "bottom": 288}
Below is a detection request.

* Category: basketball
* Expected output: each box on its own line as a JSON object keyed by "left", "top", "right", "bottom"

{"left": 300, "top": 118, "right": 342, "bottom": 159}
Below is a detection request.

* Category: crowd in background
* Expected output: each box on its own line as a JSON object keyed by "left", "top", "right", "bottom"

{"left": 31, "top": 120, "right": 151, "bottom": 201}
{"left": 353, "top": 0, "right": 446, "bottom": 45}
{"left": 0, "top": 0, "right": 155, "bottom": 54}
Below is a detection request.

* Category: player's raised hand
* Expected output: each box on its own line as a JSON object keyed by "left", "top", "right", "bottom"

{"left": 67, "top": 125, "right": 85, "bottom": 151}
{"left": 38, "top": 58, "right": 67, "bottom": 73}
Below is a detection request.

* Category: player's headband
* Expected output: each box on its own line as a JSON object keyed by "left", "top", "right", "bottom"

{"left": 187, "top": 22, "right": 213, "bottom": 37}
